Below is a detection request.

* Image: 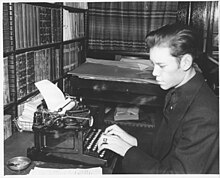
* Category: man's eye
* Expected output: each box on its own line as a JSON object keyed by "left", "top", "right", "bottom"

{"left": 159, "top": 65, "right": 166, "bottom": 68}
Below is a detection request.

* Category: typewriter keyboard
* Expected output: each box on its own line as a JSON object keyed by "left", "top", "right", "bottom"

{"left": 83, "top": 128, "right": 114, "bottom": 160}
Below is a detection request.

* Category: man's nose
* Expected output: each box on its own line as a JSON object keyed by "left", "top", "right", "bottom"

{"left": 152, "top": 65, "right": 160, "bottom": 77}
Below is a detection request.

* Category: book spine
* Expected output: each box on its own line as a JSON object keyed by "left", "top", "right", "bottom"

{"left": 21, "top": 4, "right": 27, "bottom": 48}
{"left": 32, "top": 5, "right": 37, "bottom": 47}
{"left": 3, "top": 3, "right": 11, "bottom": 53}
{"left": 57, "top": 9, "right": 61, "bottom": 42}
{"left": 26, "top": 51, "right": 35, "bottom": 94}
{"left": 18, "top": 3, "right": 24, "bottom": 49}
{"left": 38, "top": 49, "right": 43, "bottom": 80}
{"left": 69, "top": 43, "right": 75, "bottom": 70}
{"left": 45, "top": 48, "right": 51, "bottom": 80}
{"left": 51, "top": 8, "right": 55, "bottom": 43}
{"left": 36, "top": 6, "right": 40, "bottom": 46}
{"left": 16, "top": 53, "right": 27, "bottom": 99}
{"left": 55, "top": 48, "right": 60, "bottom": 79}
{"left": 7, "top": 55, "right": 16, "bottom": 102}
{"left": 3, "top": 57, "right": 11, "bottom": 105}
{"left": 34, "top": 50, "right": 39, "bottom": 82}
{"left": 41, "top": 49, "right": 46, "bottom": 80}
{"left": 75, "top": 42, "right": 79, "bottom": 67}
{"left": 39, "top": 7, "right": 44, "bottom": 45}
{"left": 14, "top": 3, "right": 20, "bottom": 49}
{"left": 26, "top": 4, "right": 31, "bottom": 47}
{"left": 39, "top": 7, "right": 52, "bottom": 45}
{"left": 51, "top": 47, "right": 55, "bottom": 80}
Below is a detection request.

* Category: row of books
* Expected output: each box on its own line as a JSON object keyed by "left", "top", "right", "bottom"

{"left": 63, "top": 2, "right": 88, "bottom": 9}
{"left": 63, "top": 42, "right": 83, "bottom": 74}
{"left": 14, "top": 3, "right": 62, "bottom": 49}
{"left": 63, "top": 9, "right": 85, "bottom": 41}
{"left": 3, "top": 2, "right": 87, "bottom": 53}
{"left": 15, "top": 48, "right": 61, "bottom": 100}
{"left": 4, "top": 43, "right": 82, "bottom": 102}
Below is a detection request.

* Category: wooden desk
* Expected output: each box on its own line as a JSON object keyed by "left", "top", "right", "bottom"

{"left": 68, "top": 62, "right": 166, "bottom": 107}
{"left": 4, "top": 131, "right": 117, "bottom": 175}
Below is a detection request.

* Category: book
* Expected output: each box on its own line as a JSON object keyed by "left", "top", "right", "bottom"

{"left": 55, "top": 48, "right": 61, "bottom": 79}
{"left": 69, "top": 43, "right": 76, "bottom": 70}
{"left": 50, "top": 47, "right": 55, "bottom": 80}
{"left": 18, "top": 3, "right": 24, "bottom": 49}
{"left": 3, "top": 57, "right": 11, "bottom": 105}
{"left": 7, "top": 55, "right": 16, "bottom": 101}
{"left": 32, "top": 5, "right": 37, "bottom": 46}
{"left": 51, "top": 8, "right": 61, "bottom": 43}
{"left": 3, "top": 3, "right": 12, "bottom": 53}
{"left": 63, "top": 43, "right": 70, "bottom": 73}
{"left": 29, "top": 4, "right": 34, "bottom": 47}
{"left": 16, "top": 53, "right": 27, "bottom": 99}
{"left": 34, "top": 50, "right": 40, "bottom": 82}
{"left": 36, "top": 5, "right": 40, "bottom": 46}
{"left": 39, "top": 7, "right": 52, "bottom": 45}
{"left": 45, "top": 48, "right": 51, "bottom": 80}
{"left": 21, "top": 3, "right": 27, "bottom": 48}
{"left": 26, "top": 51, "right": 35, "bottom": 94}
{"left": 14, "top": 3, "right": 20, "bottom": 49}
{"left": 79, "top": 13, "right": 85, "bottom": 37}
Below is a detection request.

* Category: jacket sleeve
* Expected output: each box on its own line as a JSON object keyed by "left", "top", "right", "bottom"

{"left": 122, "top": 108, "right": 219, "bottom": 174}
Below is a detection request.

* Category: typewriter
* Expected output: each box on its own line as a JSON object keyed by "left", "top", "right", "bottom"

{"left": 27, "top": 97, "right": 118, "bottom": 168}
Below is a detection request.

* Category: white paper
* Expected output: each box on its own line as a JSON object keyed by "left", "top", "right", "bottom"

{"left": 35, "top": 80, "right": 66, "bottom": 112}
{"left": 29, "top": 167, "right": 102, "bottom": 175}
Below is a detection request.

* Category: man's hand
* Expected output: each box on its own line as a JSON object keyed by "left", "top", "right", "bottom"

{"left": 97, "top": 124, "right": 137, "bottom": 157}
{"left": 104, "top": 124, "right": 137, "bottom": 146}
{"left": 97, "top": 134, "right": 133, "bottom": 157}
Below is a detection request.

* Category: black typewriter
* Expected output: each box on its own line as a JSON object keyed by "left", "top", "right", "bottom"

{"left": 27, "top": 98, "right": 118, "bottom": 168}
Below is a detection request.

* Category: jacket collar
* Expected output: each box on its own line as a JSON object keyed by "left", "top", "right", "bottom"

{"left": 163, "top": 72, "right": 205, "bottom": 123}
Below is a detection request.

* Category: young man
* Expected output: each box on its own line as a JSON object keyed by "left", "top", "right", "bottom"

{"left": 97, "top": 23, "right": 219, "bottom": 173}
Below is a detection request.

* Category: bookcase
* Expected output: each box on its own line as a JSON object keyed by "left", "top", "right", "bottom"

{"left": 3, "top": 2, "right": 88, "bottom": 135}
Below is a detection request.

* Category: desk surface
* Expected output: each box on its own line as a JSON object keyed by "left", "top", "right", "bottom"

{"left": 4, "top": 132, "right": 35, "bottom": 175}
{"left": 4, "top": 131, "right": 117, "bottom": 175}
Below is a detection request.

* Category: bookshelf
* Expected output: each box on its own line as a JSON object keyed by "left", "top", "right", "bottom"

{"left": 3, "top": 2, "right": 88, "bottom": 135}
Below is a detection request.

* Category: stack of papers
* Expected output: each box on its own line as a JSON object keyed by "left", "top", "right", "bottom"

{"left": 86, "top": 57, "right": 153, "bottom": 71}
{"left": 17, "top": 93, "right": 43, "bottom": 131}
{"left": 29, "top": 166, "right": 102, "bottom": 175}
{"left": 69, "top": 59, "right": 157, "bottom": 84}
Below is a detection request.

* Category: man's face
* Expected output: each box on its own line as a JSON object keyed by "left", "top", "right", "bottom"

{"left": 150, "top": 46, "right": 185, "bottom": 90}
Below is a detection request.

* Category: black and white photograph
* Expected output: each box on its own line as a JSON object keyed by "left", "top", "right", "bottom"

{"left": 2, "top": 1, "right": 219, "bottom": 176}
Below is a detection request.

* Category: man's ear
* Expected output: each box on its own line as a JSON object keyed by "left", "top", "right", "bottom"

{"left": 180, "top": 54, "right": 193, "bottom": 71}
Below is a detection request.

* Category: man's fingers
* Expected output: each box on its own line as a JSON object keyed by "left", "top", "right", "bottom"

{"left": 104, "top": 124, "right": 120, "bottom": 134}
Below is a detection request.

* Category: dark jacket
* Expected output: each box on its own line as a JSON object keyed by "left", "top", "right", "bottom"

{"left": 122, "top": 72, "right": 219, "bottom": 174}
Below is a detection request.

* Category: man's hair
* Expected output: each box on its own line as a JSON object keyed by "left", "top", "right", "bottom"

{"left": 145, "top": 23, "right": 199, "bottom": 61}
